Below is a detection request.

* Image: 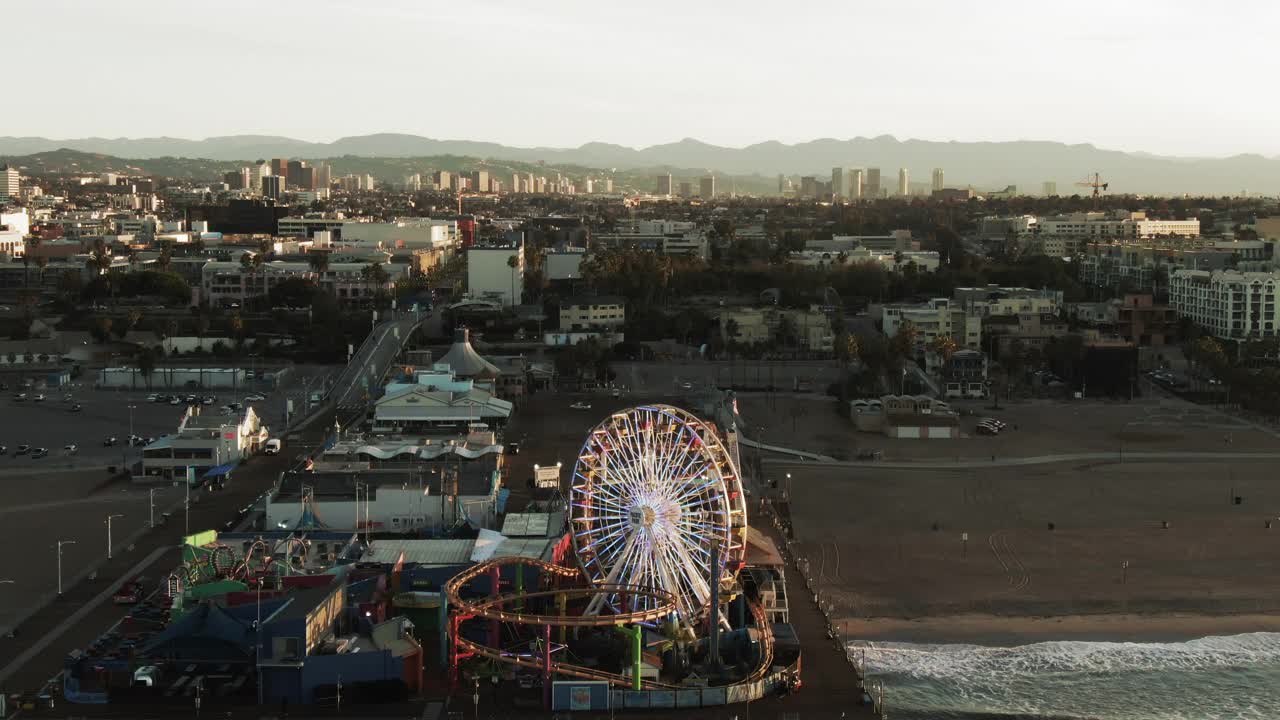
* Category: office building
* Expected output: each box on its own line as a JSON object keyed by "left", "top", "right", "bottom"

{"left": 656, "top": 174, "right": 673, "bottom": 196}
{"left": 286, "top": 160, "right": 309, "bottom": 189}
{"left": 250, "top": 162, "right": 271, "bottom": 193}
{"left": 831, "top": 167, "right": 846, "bottom": 200}
{"left": 848, "top": 169, "right": 863, "bottom": 200}
{"left": 314, "top": 162, "right": 331, "bottom": 189}
{"left": 932, "top": 168, "right": 944, "bottom": 193}
{"left": 898, "top": 168, "right": 910, "bottom": 197}
{"left": 404, "top": 174, "right": 421, "bottom": 192}
{"left": 271, "top": 158, "right": 288, "bottom": 177}
{"left": 1043, "top": 181, "right": 1057, "bottom": 197}
{"left": 865, "top": 168, "right": 881, "bottom": 198}
{"left": 1170, "top": 269, "right": 1280, "bottom": 340}
{"left": 777, "top": 174, "right": 785, "bottom": 194}
{"left": 435, "top": 171, "right": 453, "bottom": 191}
{"left": 261, "top": 175, "right": 284, "bottom": 200}
{"left": 700, "top": 175, "right": 716, "bottom": 199}
{"left": 471, "top": 170, "right": 490, "bottom": 193}
{"left": 0, "top": 165, "right": 18, "bottom": 198}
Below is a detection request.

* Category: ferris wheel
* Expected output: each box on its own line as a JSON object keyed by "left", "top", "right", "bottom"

{"left": 570, "top": 404, "right": 748, "bottom": 621}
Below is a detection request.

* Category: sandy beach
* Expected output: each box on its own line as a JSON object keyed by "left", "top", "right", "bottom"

{"left": 838, "top": 612, "right": 1280, "bottom": 646}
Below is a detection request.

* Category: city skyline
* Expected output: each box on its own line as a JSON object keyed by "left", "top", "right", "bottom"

{"left": 8, "top": 0, "right": 1280, "bottom": 157}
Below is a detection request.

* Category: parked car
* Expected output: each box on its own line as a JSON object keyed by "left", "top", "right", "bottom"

{"left": 103, "top": 437, "right": 118, "bottom": 447}
{"left": 169, "top": 397, "right": 181, "bottom": 405}
{"left": 570, "top": 401, "right": 592, "bottom": 410}
{"left": 69, "top": 403, "right": 82, "bottom": 412}
{"left": 31, "top": 448, "right": 48, "bottom": 459}
{"left": 0, "top": 445, "right": 7, "bottom": 455}
{"left": 32, "top": 394, "right": 45, "bottom": 402}
{"left": 112, "top": 577, "right": 145, "bottom": 605}
{"left": 856, "top": 449, "right": 884, "bottom": 461}
{"left": 147, "top": 393, "right": 159, "bottom": 402}
{"left": 63, "top": 444, "right": 78, "bottom": 455}
{"left": 507, "top": 441, "right": 521, "bottom": 455}
{"left": 244, "top": 394, "right": 266, "bottom": 402}
{"left": 12, "top": 393, "right": 25, "bottom": 401}
{"left": 15, "top": 445, "right": 30, "bottom": 455}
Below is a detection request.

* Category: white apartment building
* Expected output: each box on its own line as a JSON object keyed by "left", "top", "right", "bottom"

{"left": 0, "top": 165, "right": 19, "bottom": 197}
{"left": 467, "top": 244, "right": 524, "bottom": 306}
{"left": 1169, "top": 269, "right": 1280, "bottom": 340}
{"left": 898, "top": 168, "right": 910, "bottom": 196}
{"left": 932, "top": 168, "right": 944, "bottom": 192}
{"left": 559, "top": 296, "right": 626, "bottom": 331}
{"left": 278, "top": 217, "right": 456, "bottom": 248}
{"left": 201, "top": 260, "right": 402, "bottom": 306}
{"left": 880, "top": 298, "right": 982, "bottom": 356}
{"left": 1038, "top": 212, "right": 1200, "bottom": 239}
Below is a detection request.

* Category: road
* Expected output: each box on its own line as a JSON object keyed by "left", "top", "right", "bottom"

{"left": 615, "top": 359, "right": 840, "bottom": 395}
{"left": 320, "top": 311, "right": 437, "bottom": 429}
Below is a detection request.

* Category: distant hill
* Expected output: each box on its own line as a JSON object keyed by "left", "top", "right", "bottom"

{"left": 2, "top": 134, "right": 1277, "bottom": 195}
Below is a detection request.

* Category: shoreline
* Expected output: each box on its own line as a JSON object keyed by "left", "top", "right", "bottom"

{"left": 835, "top": 612, "right": 1280, "bottom": 646}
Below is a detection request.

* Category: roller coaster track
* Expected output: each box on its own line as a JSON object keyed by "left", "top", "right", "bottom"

{"left": 446, "top": 556, "right": 778, "bottom": 691}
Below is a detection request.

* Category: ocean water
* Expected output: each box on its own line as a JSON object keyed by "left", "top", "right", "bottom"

{"left": 850, "top": 633, "right": 1280, "bottom": 720}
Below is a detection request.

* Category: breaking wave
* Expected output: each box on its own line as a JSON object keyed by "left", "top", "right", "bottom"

{"left": 850, "top": 633, "right": 1280, "bottom": 719}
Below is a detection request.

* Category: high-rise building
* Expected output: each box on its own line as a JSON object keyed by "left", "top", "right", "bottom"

{"left": 261, "top": 175, "right": 284, "bottom": 200}
{"left": 404, "top": 174, "right": 421, "bottom": 192}
{"left": 1043, "top": 181, "right": 1058, "bottom": 197}
{"left": 700, "top": 175, "right": 716, "bottom": 199}
{"left": 435, "top": 171, "right": 453, "bottom": 191}
{"left": 865, "top": 168, "right": 881, "bottom": 199}
{"left": 0, "top": 165, "right": 20, "bottom": 197}
{"left": 799, "top": 176, "right": 818, "bottom": 199}
{"left": 777, "top": 174, "right": 785, "bottom": 195}
{"left": 271, "top": 159, "right": 288, "bottom": 177}
{"left": 603, "top": 178, "right": 613, "bottom": 193}
{"left": 656, "top": 174, "right": 673, "bottom": 195}
{"left": 898, "top": 168, "right": 910, "bottom": 197}
{"left": 286, "top": 160, "right": 316, "bottom": 190}
{"left": 848, "top": 169, "right": 864, "bottom": 200}
{"left": 471, "top": 170, "right": 490, "bottom": 193}
{"left": 223, "top": 170, "right": 245, "bottom": 189}
{"left": 932, "top": 168, "right": 944, "bottom": 193}
{"left": 831, "top": 167, "right": 846, "bottom": 200}
{"left": 678, "top": 181, "right": 693, "bottom": 198}
{"left": 315, "top": 163, "right": 331, "bottom": 189}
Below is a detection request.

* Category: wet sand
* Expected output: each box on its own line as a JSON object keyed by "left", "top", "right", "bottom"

{"left": 838, "top": 612, "right": 1280, "bottom": 646}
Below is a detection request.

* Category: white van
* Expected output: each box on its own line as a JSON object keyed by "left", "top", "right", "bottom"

{"left": 264, "top": 438, "right": 282, "bottom": 455}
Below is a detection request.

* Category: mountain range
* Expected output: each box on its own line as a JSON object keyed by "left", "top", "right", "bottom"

{"left": 1, "top": 133, "right": 1277, "bottom": 195}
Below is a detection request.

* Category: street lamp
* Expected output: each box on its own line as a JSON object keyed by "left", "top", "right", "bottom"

{"left": 149, "top": 488, "right": 156, "bottom": 528}
{"left": 56, "top": 540, "right": 77, "bottom": 595}
{"left": 106, "top": 514, "right": 123, "bottom": 559}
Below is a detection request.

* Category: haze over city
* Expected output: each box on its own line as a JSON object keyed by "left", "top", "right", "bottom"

{"left": 4, "top": 2, "right": 1280, "bottom": 719}
{"left": 8, "top": 0, "right": 1280, "bottom": 157}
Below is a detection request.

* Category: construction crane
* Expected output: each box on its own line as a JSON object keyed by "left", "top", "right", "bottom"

{"left": 1075, "top": 173, "right": 1109, "bottom": 209}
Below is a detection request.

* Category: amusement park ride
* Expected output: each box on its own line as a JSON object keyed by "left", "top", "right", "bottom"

{"left": 445, "top": 404, "right": 782, "bottom": 707}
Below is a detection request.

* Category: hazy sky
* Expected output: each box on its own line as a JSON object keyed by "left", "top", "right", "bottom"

{"left": 10, "top": 0, "right": 1279, "bottom": 157}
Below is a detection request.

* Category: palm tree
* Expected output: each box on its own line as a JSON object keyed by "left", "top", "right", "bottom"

{"left": 506, "top": 254, "right": 519, "bottom": 307}
{"left": 308, "top": 250, "right": 330, "bottom": 275}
